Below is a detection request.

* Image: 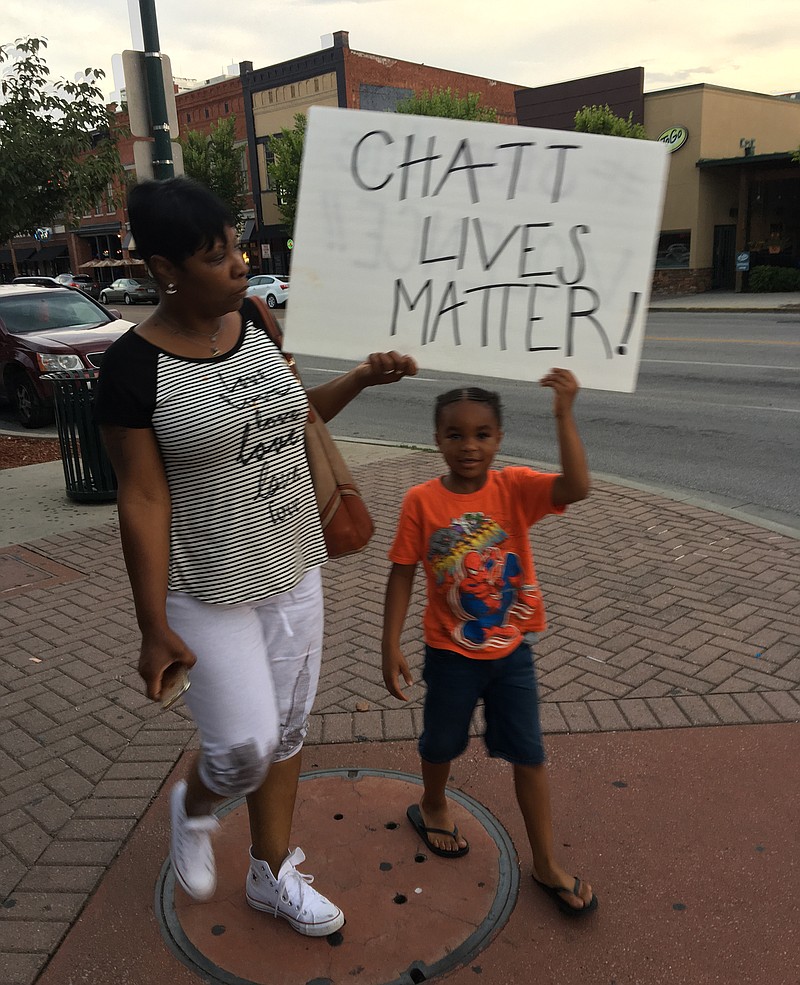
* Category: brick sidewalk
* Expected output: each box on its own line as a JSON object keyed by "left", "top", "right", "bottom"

{"left": 1, "top": 447, "right": 798, "bottom": 984}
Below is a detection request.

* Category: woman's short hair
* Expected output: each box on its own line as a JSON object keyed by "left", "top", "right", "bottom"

{"left": 127, "top": 177, "right": 235, "bottom": 266}
{"left": 434, "top": 387, "right": 503, "bottom": 428}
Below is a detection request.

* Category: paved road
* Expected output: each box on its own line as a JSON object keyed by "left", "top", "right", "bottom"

{"left": 300, "top": 311, "right": 800, "bottom": 530}
{"left": 3, "top": 307, "right": 798, "bottom": 531}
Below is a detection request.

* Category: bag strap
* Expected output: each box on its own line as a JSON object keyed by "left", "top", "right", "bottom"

{"left": 248, "top": 294, "right": 285, "bottom": 352}
{"left": 247, "top": 293, "right": 317, "bottom": 422}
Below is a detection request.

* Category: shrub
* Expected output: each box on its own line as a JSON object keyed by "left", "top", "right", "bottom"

{"left": 748, "top": 266, "right": 800, "bottom": 292}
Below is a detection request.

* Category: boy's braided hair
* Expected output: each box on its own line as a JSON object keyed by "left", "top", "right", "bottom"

{"left": 434, "top": 388, "right": 503, "bottom": 428}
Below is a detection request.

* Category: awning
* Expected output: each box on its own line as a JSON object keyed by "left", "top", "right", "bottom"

{"left": 0, "top": 248, "right": 35, "bottom": 263}
{"left": 33, "top": 245, "right": 69, "bottom": 261}
{"left": 80, "top": 260, "right": 100, "bottom": 268}
{"left": 73, "top": 223, "right": 123, "bottom": 237}
{"left": 242, "top": 219, "right": 256, "bottom": 242}
{"left": 697, "top": 151, "right": 795, "bottom": 169}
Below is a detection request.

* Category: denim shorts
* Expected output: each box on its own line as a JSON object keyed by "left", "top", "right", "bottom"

{"left": 419, "top": 637, "right": 546, "bottom": 767}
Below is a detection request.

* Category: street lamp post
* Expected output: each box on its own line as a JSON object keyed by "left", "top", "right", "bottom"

{"left": 138, "top": 0, "right": 174, "bottom": 179}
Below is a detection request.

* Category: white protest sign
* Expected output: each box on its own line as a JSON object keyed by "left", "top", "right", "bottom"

{"left": 286, "top": 106, "right": 669, "bottom": 392}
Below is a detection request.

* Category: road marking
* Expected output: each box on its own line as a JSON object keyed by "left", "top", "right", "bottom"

{"left": 652, "top": 398, "right": 800, "bottom": 415}
{"left": 642, "top": 358, "right": 799, "bottom": 371}
{"left": 648, "top": 336, "right": 800, "bottom": 345}
{"left": 303, "top": 366, "right": 439, "bottom": 381}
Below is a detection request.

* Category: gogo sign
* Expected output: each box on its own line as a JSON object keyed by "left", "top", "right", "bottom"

{"left": 658, "top": 126, "right": 689, "bottom": 153}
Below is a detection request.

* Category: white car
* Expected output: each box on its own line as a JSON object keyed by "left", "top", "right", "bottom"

{"left": 245, "top": 274, "right": 289, "bottom": 308}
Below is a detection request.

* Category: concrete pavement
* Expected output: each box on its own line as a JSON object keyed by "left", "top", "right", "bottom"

{"left": 1, "top": 435, "right": 799, "bottom": 985}
{"left": 1, "top": 285, "right": 799, "bottom": 984}
{"left": 649, "top": 290, "right": 800, "bottom": 312}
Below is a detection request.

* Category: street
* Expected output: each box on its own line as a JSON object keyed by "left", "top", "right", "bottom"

{"left": 300, "top": 310, "right": 800, "bottom": 528}
{"left": 4, "top": 307, "right": 798, "bottom": 529}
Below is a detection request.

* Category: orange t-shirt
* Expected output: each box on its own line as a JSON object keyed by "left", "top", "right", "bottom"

{"left": 389, "top": 467, "right": 564, "bottom": 660}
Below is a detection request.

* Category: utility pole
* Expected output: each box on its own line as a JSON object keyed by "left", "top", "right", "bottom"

{"left": 138, "top": 0, "right": 174, "bottom": 179}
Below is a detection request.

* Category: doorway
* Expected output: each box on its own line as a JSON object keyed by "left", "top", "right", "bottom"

{"left": 712, "top": 225, "right": 736, "bottom": 290}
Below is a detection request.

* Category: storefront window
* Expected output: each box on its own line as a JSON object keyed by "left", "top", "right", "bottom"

{"left": 656, "top": 231, "right": 691, "bottom": 268}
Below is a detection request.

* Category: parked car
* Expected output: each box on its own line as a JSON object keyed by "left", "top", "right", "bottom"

{"left": 56, "top": 273, "right": 102, "bottom": 299}
{"left": 99, "top": 277, "right": 159, "bottom": 306}
{"left": 245, "top": 274, "right": 289, "bottom": 308}
{"left": 13, "top": 274, "right": 101, "bottom": 300}
{"left": 12, "top": 275, "right": 63, "bottom": 289}
{"left": 0, "top": 285, "right": 133, "bottom": 427}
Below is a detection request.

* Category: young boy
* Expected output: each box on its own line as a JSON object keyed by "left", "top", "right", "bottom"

{"left": 381, "top": 369, "right": 597, "bottom": 916}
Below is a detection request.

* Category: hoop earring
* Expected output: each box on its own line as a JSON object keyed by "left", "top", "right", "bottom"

{"left": 165, "top": 283, "right": 178, "bottom": 295}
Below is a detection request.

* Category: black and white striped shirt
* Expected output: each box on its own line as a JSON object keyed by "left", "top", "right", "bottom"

{"left": 95, "top": 301, "right": 326, "bottom": 604}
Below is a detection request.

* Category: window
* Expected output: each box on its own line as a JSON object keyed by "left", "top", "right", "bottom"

{"left": 257, "top": 135, "right": 277, "bottom": 192}
{"left": 204, "top": 107, "right": 210, "bottom": 119}
{"left": 224, "top": 101, "right": 229, "bottom": 113}
{"left": 186, "top": 112, "right": 191, "bottom": 123}
{"left": 655, "top": 231, "right": 691, "bottom": 269}
{"left": 239, "top": 146, "right": 249, "bottom": 193}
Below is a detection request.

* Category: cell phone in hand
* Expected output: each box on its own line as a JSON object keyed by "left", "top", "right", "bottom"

{"left": 160, "top": 663, "right": 191, "bottom": 710}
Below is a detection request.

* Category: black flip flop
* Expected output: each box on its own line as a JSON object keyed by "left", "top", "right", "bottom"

{"left": 406, "top": 803, "right": 469, "bottom": 859}
{"left": 533, "top": 875, "right": 598, "bottom": 917}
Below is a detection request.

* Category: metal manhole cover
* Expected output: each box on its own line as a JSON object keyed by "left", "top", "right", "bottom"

{"left": 156, "top": 769, "right": 519, "bottom": 984}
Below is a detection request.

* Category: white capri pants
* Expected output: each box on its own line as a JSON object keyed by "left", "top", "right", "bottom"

{"left": 165, "top": 567, "right": 323, "bottom": 798}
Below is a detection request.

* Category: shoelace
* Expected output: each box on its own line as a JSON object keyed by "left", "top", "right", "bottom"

{"left": 275, "top": 852, "right": 315, "bottom": 917}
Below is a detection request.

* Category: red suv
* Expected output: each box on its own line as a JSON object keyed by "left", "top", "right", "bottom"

{"left": 0, "top": 285, "right": 133, "bottom": 427}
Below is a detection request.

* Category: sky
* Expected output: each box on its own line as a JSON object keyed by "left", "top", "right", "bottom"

{"left": 2, "top": 0, "right": 799, "bottom": 101}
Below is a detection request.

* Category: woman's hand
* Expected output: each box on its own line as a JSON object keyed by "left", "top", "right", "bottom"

{"left": 357, "top": 351, "right": 418, "bottom": 387}
{"left": 307, "top": 352, "right": 417, "bottom": 422}
{"left": 138, "top": 628, "right": 197, "bottom": 701}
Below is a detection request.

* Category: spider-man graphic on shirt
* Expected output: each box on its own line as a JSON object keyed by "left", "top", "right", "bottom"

{"left": 427, "top": 513, "right": 541, "bottom": 651}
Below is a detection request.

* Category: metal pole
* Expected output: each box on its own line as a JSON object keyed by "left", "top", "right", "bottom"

{"left": 138, "top": 0, "right": 174, "bottom": 179}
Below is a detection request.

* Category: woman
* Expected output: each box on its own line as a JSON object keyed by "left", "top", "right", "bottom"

{"left": 96, "top": 177, "right": 416, "bottom": 937}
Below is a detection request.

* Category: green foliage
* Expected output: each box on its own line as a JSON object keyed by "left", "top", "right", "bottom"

{"left": 792, "top": 145, "right": 800, "bottom": 164}
{"left": 748, "top": 265, "right": 800, "bottom": 292}
{"left": 180, "top": 116, "right": 246, "bottom": 227}
{"left": 395, "top": 87, "right": 497, "bottom": 122}
{"left": 0, "top": 37, "right": 123, "bottom": 245}
{"left": 266, "top": 112, "right": 307, "bottom": 235}
{"left": 574, "top": 104, "right": 648, "bottom": 139}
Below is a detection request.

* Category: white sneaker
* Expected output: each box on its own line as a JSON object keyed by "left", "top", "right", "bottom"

{"left": 169, "top": 780, "right": 220, "bottom": 901}
{"left": 246, "top": 846, "right": 345, "bottom": 937}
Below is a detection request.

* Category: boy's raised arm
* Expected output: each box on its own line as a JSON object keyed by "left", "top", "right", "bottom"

{"left": 540, "top": 369, "right": 590, "bottom": 507}
{"left": 381, "top": 562, "right": 417, "bottom": 701}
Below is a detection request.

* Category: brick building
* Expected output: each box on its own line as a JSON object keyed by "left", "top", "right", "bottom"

{"left": 3, "top": 32, "right": 520, "bottom": 285}
{"left": 1, "top": 70, "right": 255, "bottom": 287}
{"left": 241, "top": 30, "right": 522, "bottom": 274}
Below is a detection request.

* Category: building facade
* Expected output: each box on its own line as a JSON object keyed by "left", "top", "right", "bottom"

{"left": 514, "top": 71, "right": 800, "bottom": 294}
{"left": 241, "top": 31, "right": 521, "bottom": 274}
{"left": 1, "top": 70, "right": 255, "bottom": 286}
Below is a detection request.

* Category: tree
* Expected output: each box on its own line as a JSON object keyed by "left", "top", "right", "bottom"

{"left": 574, "top": 104, "right": 648, "bottom": 139}
{"left": 179, "top": 116, "right": 246, "bottom": 228}
{"left": 0, "top": 37, "right": 122, "bottom": 265}
{"left": 395, "top": 87, "right": 497, "bottom": 122}
{"left": 264, "top": 90, "right": 497, "bottom": 238}
{"left": 266, "top": 112, "right": 307, "bottom": 235}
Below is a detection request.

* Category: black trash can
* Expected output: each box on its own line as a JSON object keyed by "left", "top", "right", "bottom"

{"left": 43, "top": 370, "right": 117, "bottom": 503}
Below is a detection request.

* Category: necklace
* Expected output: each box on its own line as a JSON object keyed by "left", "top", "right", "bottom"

{"left": 162, "top": 317, "right": 224, "bottom": 356}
